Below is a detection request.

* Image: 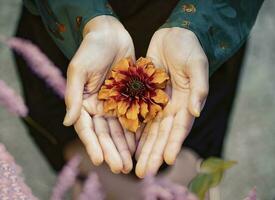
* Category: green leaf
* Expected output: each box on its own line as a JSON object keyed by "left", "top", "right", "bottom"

{"left": 189, "top": 157, "right": 237, "bottom": 200}
{"left": 189, "top": 173, "right": 212, "bottom": 200}
{"left": 208, "top": 171, "right": 223, "bottom": 187}
{"left": 200, "top": 157, "right": 237, "bottom": 174}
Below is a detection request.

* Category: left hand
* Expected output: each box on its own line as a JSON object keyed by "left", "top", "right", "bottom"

{"left": 135, "top": 28, "right": 209, "bottom": 178}
{"left": 63, "top": 16, "right": 136, "bottom": 174}
{"left": 74, "top": 93, "right": 134, "bottom": 174}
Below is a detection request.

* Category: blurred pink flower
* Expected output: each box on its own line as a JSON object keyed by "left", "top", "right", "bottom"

{"left": 0, "top": 143, "right": 38, "bottom": 200}
{"left": 50, "top": 154, "right": 81, "bottom": 200}
{"left": 0, "top": 80, "right": 28, "bottom": 117}
{"left": 6, "top": 37, "right": 66, "bottom": 98}
{"left": 244, "top": 187, "right": 257, "bottom": 200}
{"left": 159, "top": 179, "right": 198, "bottom": 200}
{"left": 141, "top": 175, "right": 198, "bottom": 200}
{"left": 78, "top": 173, "right": 105, "bottom": 200}
{"left": 0, "top": 79, "right": 56, "bottom": 144}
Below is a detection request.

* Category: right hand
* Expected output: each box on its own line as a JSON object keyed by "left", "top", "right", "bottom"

{"left": 135, "top": 28, "right": 209, "bottom": 178}
{"left": 63, "top": 16, "right": 136, "bottom": 174}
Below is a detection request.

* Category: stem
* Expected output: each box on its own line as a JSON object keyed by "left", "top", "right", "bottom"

{"left": 23, "top": 116, "right": 57, "bottom": 145}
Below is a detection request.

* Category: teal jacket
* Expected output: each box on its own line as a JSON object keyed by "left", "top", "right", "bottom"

{"left": 23, "top": 0, "right": 264, "bottom": 76}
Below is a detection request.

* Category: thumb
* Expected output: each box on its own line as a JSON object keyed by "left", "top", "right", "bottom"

{"left": 63, "top": 65, "right": 86, "bottom": 126}
{"left": 146, "top": 34, "right": 163, "bottom": 68}
{"left": 187, "top": 60, "right": 209, "bottom": 117}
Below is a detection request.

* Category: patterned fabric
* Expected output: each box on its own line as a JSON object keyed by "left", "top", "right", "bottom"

{"left": 23, "top": 0, "right": 114, "bottom": 58}
{"left": 161, "top": 0, "right": 264, "bottom": 75}
{"left": 23, "top": 0, "right": 264, "bottom": 75}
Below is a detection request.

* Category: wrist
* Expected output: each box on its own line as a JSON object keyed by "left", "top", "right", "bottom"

{"left": 83, "top": 15, "right": 124, "bottom": 38}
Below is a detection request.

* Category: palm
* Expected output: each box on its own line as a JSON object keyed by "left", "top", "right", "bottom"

{"left": 135, "top": 28, "right": 209, "bottom": 178}
{"left": 64, "top": 16, "right": 136, "bottom": 174}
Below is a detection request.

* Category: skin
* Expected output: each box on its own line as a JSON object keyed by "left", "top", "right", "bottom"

{"left": 63, "top": 15, "right": 209, "bottom": 177}
{"left": 135, "top": 28, "right": 209, "bottom": 178}
{"left": 63, "top": 16, "right": 136, "bottom": 174}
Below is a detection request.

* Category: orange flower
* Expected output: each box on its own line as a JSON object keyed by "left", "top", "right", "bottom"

{"left": 98, "top": 57, "right": 169, "bottom": 132}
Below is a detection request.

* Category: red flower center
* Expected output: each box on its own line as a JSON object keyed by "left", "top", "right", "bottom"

{"left": 122, "top": 76, "right": 146, "bottom": 98}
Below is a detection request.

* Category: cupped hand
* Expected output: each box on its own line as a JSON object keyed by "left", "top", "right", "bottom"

{"left": 135, "top": 28, "right": 209, "bottom": 178}
{"left": 63, "top": 16, "right": 136, "bottom": 174}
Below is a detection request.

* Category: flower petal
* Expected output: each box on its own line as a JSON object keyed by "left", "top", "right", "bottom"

{"left": 143, "top": 103, "right": 162, "bottom": 123}
{"left": 117, "top": 100, "right": 130, "bottom": 115}
{"left": 108, "top": 109, "right": 117, "bottom": 116}
{"left": 126, "top": 101, "right": 140, "bottom": 120}
{"left": 143, "top": 64, "right": 156, "bottom": 77}
{"left": 151, "top": 89, "right": 169, "bottom": 105}
{"left": 104, "top": 79, "right": 114, "bottom": 86}
{"left": 98, "top": 86, "right": 110, "bottom": 100}
{"left": 111, "top": 71, "right": 127, "bottom": 82}
{"left": 104, "top": 98, "right": 117, "bottom": 112}
{"left": 109, "top": 89, "right": 119, "bottom": 97}
{"left": 112, "top": 58, "right": 130, "bottom": 72}
{"left": 151, "top": 69, "right": 169, "bottom": 84}
{"left": 136, "top": 57, "right": 152, "bottom": 66}
{"left": 119, "top": 116, "right": 139, "bottom": 132}
{"left": 140, "top": 101, "right": 149, "bottom": 119}
{"left": 155, "top": 81, "right": 166, "bottom": 89}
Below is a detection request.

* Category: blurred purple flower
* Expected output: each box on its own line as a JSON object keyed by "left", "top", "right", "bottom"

{"left": 50, "top": 154, "right": 81, "bottom": 200}
{"left": 0, "top": 80, "right": 56, "bottom": 144}
{"left": 78, "top": 173, "right": 105, "bottom": 200}
{"left": 0, "top": 143, "right": 38, "bottom": 200}
{"left": 6, "top": 37, "right": 66, "bottom": 98}
{"left": 0, "top": 80, "right": 28, "bottom": 117}
{"left": 159, "top": 179, "right": 198, "bottom": 200}
{"left": 142, "top": 176, "right": 173, "bottom": 200}
{"left": 244, "top": 187, "right": 257, "bottom": 200}
{"left": 141, "top": 175, "right": 198, "bottom": 200}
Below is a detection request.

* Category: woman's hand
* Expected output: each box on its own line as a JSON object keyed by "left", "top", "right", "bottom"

{"left": 74, "top": 94, "right": 134, "bottom": 174}
{"left": 135, "top": 28, "right": 209, "bottom": 178}
{"left": 63, "top": 16, "right": 136, "bottom": 174}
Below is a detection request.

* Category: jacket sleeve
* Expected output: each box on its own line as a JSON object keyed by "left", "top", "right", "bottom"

{"left": 23, "top": 0, "right": 115, "bottom": 59}
{"left": 161, "top": 0, "right": 264, "bottom": 76}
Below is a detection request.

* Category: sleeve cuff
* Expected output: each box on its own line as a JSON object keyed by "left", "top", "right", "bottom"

{"left": 159, "top": 0, "right": 260, "bottom": 76}
{"left": 33, "top": 0, "right": 116, "bottom": 59}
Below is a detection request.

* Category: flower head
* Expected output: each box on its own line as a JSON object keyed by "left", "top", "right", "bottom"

{"left": 0, "top": 143, "right": 38, "bottom": 200}
{"left": 78, "top": 173, "right": 105, "bottom": 200}
{"left": 5, "top": 37, "right": 66, "bottom": 98}
{"left": 0, "top": 80, "right": 28, "bottom": 117}
{"left": 51, "top": 154, "right": 82, "bottom": 200}
{"left": 141, "top": 175, "right": 198, "bottom": 200}
{"left": 98, "top": 57, "right": 169, "bottom": 132}
{"left": 244, "top": 187, "right": 257, "bottom": 200}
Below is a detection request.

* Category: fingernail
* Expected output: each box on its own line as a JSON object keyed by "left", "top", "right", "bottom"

{"left": 194, "top": 101, "right": 202, "bottom": 117}
{"left": 165, "top": 156, "right": 176, "bottom": 165}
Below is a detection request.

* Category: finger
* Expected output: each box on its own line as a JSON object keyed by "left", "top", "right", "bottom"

{"left": 164, "top": 108, "right": 194, "bottom": 165}
{"left": 93, "top": 116, "right": 123, "bottom": 173}
{"left": 187, "top": 60, "right": 209, "bottom": 117}
{"left": 124, "top": 128, "right": 136, "bottom": 156}
{"left": 74, "top": 109, "right": 103, "bottom": 166}
{"left": 145, "top": 115, "right": 174, "bottom": 175}
{"left": 135, "top": 122, "right": 151, "bottom": 160}
{"left": 63, "top": 64, "right": 86, "bottom": 126}
{"left": 135, "top": 123, "right": 145, "bottom": 146}
{"left": 135, "top": 120, "right": 160, "bottom": 178}
{"left": 107, "top": 117, "right": 133, "bottom": 174}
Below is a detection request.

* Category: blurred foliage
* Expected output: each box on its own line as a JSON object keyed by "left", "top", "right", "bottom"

{"left": 189, "top": 157, "right": 237, "bottom": 200}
